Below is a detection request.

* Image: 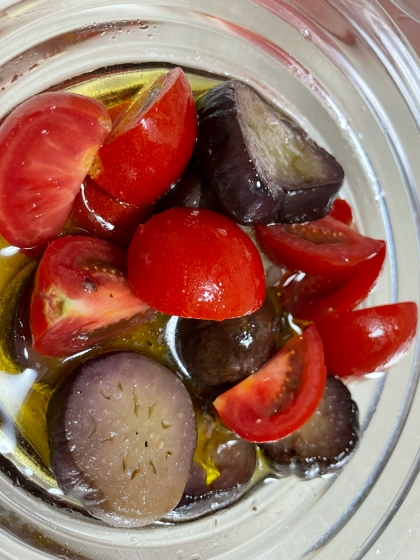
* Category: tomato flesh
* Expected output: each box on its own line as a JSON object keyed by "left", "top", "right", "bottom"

{"left": 128, "top": 208, "right": 266, "bottom": 320}
{"left": 71, "top": 177, "right": 153, "bottom": 247}
{"left": 329, "top": 198, "right": 353, "bottom": 226}
{"left": 30, "top": 236, "right": 152, "bottom": 357}
{"left": 255, "top": 216, "right": 384, "bottom": 275}
{"left": 213, "top": 325, "right": 327, "bottom": 442}
{"left": 0, "top": 92, "right": 111, "bottom": 248}
{"left": 315, "top": 303, "right": 418, "bottom": 377}
{"left": 281, "top": 242, "right": 386, "bottom": 320}
{"left": 91, "top": 67, "right": 197, "bottom": 205}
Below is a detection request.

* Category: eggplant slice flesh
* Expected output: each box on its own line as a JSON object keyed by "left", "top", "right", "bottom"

{"left": 48, "top": 352, "right": 197, "bottom": 527}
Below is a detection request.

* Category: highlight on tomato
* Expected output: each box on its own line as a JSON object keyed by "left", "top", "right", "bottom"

{"left": 127, "top": 208, "right": 266, "bottom": 321}
{"left": 213, "top": 325, "right": 327, "bottom": 443}
{"left": 30, "top": 236, "right": 153, "bottom": 357}
{"left": 0, "top": 92, "right": 112, "bottom": 248}
{"left": 255, "top": 216, "right": 384, "bottom": 276}
{"left": 315, "top": 302, "right": 418, "bottom": 377}
{"left": 90, "top": 67, "right": 197, "bottom": 205}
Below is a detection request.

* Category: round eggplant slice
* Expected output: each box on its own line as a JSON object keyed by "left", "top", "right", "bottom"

{"left": 196, "top": 80, "right": 344, "bottom": 225}
{"left": 176, "top": 298, "right": 279, "bottom": 389}
{"left": 262, "top": 376, "right": 359, "bottom": 478}
{"left": 48, "top": 352, "right": 197, "bottom": 527}
{"left": 166, "top": 411, "right": 256, "bottom": 521}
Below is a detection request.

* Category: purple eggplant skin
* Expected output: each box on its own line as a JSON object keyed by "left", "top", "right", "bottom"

{"left": 166, "top": 412, "right": 256, "bottom": 521}
{"left": 176, "top": 298, "right": 280, "bottom": 390}
{"left": 154, "top": 159, "right": 224, "bottom": 215}
{"left": 195, "top": 80, "right": 344, "bottom": 225}
{"left": 48, "top": 352, "right": 197, "bottom": 527}
{"left": 262, "top": 376, "right": 359, "bottom": 479}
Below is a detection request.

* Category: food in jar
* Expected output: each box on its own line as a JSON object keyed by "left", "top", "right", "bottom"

{"left": 0, "top": 66, "right": 416, "bottom": 529}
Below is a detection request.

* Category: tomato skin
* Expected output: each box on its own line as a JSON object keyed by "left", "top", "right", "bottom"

{"left": 91, "top": 67, "right": 197, "bottom": 205}
{"left": 315, "top": 303, "right": 418, "bottom": 377}
{"left": 71, "top": 177, "right": 153, "bottom": 247}
{"left": 0, "top": 92, "right": 111, "bottom": 248}
{"left": 213, "top": 325, "right": 327, "bottom": 443}
{"left": 329, "top": 198, "right": 353, "bottom": 226}
{"left": 128, "top": 208, "right": 266, "bottom": 320}
{"left": 255, "top": 216, "right": 384, "bottom": 275}
{"left": 30, "top": 236, "right": 152, "bottom": 357}
{"left": 281, "top": 242, "right": 386, "bottom": 320}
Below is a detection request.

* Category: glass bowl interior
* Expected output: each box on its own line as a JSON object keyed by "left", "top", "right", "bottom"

{"left": 0, "top": 0, "right": 419, "bottom": 558}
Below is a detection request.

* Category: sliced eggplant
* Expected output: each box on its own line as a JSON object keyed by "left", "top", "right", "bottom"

{"left": 154, "top": 159, "right": 224, "bottom": 215}
{"left": 262, "top": 376, "right": 359, "bottom": 478}
{"left": 176, "top": 298, "right": 279, "bottom": 389}
{"left": 196, "top": 80, "right": 344, "bottom": 225}
{"left": 166, "top": 411, "right": 256, "bottom": 520}
{"left": 48, "top": 352, "right": 197, "bottom": 527}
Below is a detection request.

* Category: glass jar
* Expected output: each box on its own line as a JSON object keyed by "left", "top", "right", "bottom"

{"left": 0, "top": 1, "right": 419, "bottom": 558}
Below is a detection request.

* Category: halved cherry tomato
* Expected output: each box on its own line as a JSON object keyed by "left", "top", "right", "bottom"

{"left": 0, "top": 92, "right": 111, "bottom": 248}
{"left": 70, "top": 177, "right": 153, "bottom": 247}
{"left": 127, "top": 208, "right": 266, "bottom": 320}
{"left": 255, "top": 216, "right": 384, "bottom": 275}
{"left": 106, "top": 100, "right": 131, "bottom": 123}
{"left": 30, "top": 236, "right": 153, "bottom": 357}
{"left": 90, "top": 67, "right": 197, "bottom": 205}
{"left": 315, "top": 303, "right": 418, "bottom": 377}
{"left": 329, "top": 198, "right": 353, "bottom": 226}
{"left": 213, "top": 325, "right": 326, "bottom": 442}
{"left": 281, "top": 242, "right": 386, "bottom": 320}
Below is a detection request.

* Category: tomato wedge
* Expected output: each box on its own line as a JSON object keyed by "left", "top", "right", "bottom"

{"left": 255, "top": 216, "right": 384, "bottom": 275}
{"left": 213, "top": 325, "right": 326, "bottom": 442}
{"left": 281, "top": 242, "right": 386, "bottom": 320}
{"left": 315, "top": 303, "right": 418, "bottom": 377}
{"left": 30, "top": 236, "right": 153, "bottom": 357}
{"left": 329, "top": 198, "right": 353, "bottom": 226}
{"left": 128, "top": 208, "right": 266, "bottom": 320}
{"left": 71, "top": 177, "right": 153, "bottom": 247}
{"left": 0, "top": 92, "right": 111, "bottom": 248}
{"left": 91, "top": 67, "right": 197, "bottom": 205}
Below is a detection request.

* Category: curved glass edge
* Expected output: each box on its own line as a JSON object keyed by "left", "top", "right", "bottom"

{"left": 283, "top": 0, "right": 420, "bottom": 556}
{"left": 0, "top": 1, "right": 417, "bottom": 559}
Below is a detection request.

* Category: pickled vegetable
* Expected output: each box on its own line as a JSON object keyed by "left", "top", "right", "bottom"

{"left": 196, "top": 80, "right": 344, "bottom": 225}
{"left": 262, "top": 376, "right": 359, "bottom": 478}
{"left": 48, "top": 352, "right": 197, "bottom": 527}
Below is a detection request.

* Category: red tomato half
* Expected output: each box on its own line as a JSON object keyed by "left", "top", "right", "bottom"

{"left": 128, "top": 208, "right": 266, "bottom": 320}
{"left": 71, "top": 177, "right": 153, "bottom": 247}
{"left": 30, "top": 236, "right": 153, "bottom": 357}
{"left": 213, "top": 325, "right": 326, "bottom": 442}
{"left": 255, "top": 216, "right": 384, "bottom": 276}
{"left": 315, "top": 303, "right": 418, "bottom": 377}
{"left": 281, "top": 242, "right": 386, "bottom": 320}
{"left": 0, "top": 92, "right": 111, "bottom": 248}
{"left": 329, "top": 198, "right": 353, "bottom": 225}
{"left": 91, "top": 67, "right": 197, "bottom": 205}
